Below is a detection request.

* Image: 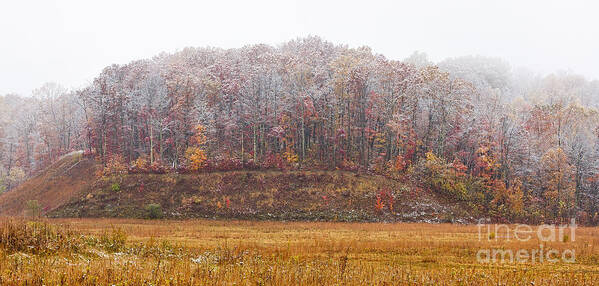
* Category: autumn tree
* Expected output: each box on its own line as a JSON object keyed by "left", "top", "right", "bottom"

{"left": 539, "top": 148, "right": 576, "bottom": 221}
{"left": 2, "top": 37, "right": 599, "bottom": 223}
{"left": 185, "top": 124, "right": 208, "bottom": 171}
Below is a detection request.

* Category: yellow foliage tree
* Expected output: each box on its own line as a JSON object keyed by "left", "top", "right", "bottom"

{"left": 540, "top": 147, "right": 576, "bottom": 220}
{"left": 133, "top": 156, "right": 149, "bottom": 170}
{"left": 284, "top": 147, "right": 299, "bottom": 164}
{"left": 185, "top": 124, "right": 208, "bottom": 171}
{"left": 490, "top": 179, "right": 524, "bottom": 219}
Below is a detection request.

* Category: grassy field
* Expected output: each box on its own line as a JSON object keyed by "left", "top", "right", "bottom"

{"left": 1, "top": 218, "right": 599, "bottom": 285}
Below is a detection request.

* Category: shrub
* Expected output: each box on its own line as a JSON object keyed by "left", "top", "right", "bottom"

{"left": 128, "top": 156, "right": 149, "bottom": 173}
{"left": 377, "top": 188, "right": 394, "bottom": 212}
{"left": 410, "top": 152, "right": 473, "bottom": 201}
{"left": 111, "top": 182, "right": 121, "bottom": 192}
{"left": 262, "top": 153, "right": 286, "bottom": 169}
{"left": 244, "top": 159, "right": 260, "bottom": 170}
{"left": 100, "top": 154, "right": 127, "bottom": 177}
{"left": 0, "top": 219, "right": 84, "bottom": 255}
{"left": 374, "top": 195, "right": 385, "bottom": 212}
{"left": 284, "top": 148, "right": 299, "bottom": 164}
{"left": 339, "top": 159, "right": 359, "bottom": 172}
{"left": 149, "top": 161, "right": 167, "bottom": 174}
{"left": 216, "top": 158, "right": 243, "bottom": 171}
{"left": 145, "top": 203, "right": 163, "bottom": 219}
{"left": 25, "top": 200, "right": 41, "bottom": 218}
{"left": 128, "top": 158, "right": 167, "bottom": 174}
{"left": 99, "top": 227, "right": 127, "bottom": 252}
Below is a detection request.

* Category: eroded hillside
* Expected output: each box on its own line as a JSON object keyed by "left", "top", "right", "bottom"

{"left": 0, "top": 153, "right": 472, "bottom": 222}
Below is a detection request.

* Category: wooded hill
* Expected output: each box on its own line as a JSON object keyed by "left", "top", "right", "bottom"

{"left": 1, "top": 37, "right": 599, "bottom": 223}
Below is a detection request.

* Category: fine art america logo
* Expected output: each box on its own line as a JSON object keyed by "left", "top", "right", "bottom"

{"left": 476, "top": 219, "right": 576, "bottom": 264}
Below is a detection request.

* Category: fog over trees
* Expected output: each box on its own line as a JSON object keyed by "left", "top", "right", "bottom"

{"left": 1, "top": 37, "right": 598, "bottom": 222}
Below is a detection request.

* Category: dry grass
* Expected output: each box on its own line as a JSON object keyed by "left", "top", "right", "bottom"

{"left": 0, "top": 154, "right": 97, "bottom": 216}
{"left": 1, "top": 218, "right": 599, "bottom": 285}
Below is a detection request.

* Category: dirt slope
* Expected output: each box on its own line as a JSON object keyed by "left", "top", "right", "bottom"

{"left": 0, "top": 153, "right": 473, "bottom": 222}
{"left": 0, "top": 151, "right": 98, "bottom": 216}
{"left": 51, "top": 170, "right": 472, "bottom": 222}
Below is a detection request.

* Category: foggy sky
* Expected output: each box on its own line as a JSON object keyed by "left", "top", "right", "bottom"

{"left": 1, "top": 0, "right": 598, "bottom": 95}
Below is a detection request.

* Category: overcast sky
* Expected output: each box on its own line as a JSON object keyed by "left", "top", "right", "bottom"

{"left": 1, "top": 0, "right": 597, "bottom": 95}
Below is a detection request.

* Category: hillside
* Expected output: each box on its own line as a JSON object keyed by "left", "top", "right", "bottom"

{"left": 0, "top": 151, "right": 98, "bottom": 216}
{"left": 2, "top": 37, "right": 598, "bottom": 223}
{"left": 0, "top": 153, "right": 472, "bottom": 222}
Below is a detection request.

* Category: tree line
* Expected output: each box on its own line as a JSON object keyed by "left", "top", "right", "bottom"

{"left": 1, "top": 37, "right": 599, "bottom": 223}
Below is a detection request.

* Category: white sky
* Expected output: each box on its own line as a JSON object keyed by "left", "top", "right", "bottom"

{"left": 1, "top": 0, "right": 598, "bottom": 95}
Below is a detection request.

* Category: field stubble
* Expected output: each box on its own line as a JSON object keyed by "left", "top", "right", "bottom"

{"left": 0, "top": 218, "right": 598, "bottom": 285}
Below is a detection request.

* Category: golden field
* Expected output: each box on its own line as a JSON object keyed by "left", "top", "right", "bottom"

{"left": 1, "top": 218, "right": 599, "bottom": 285}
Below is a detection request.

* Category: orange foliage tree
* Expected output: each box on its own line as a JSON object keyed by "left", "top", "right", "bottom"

{"left": 540, "top": 147, "right": 576, "bottom": 220}
{"left": 185, "top": 125, "right": 208, "bottom": 171}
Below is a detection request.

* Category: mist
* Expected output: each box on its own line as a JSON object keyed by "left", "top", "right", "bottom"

{"left": 1, "top": 0, "right": 598, "bottom": 95}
